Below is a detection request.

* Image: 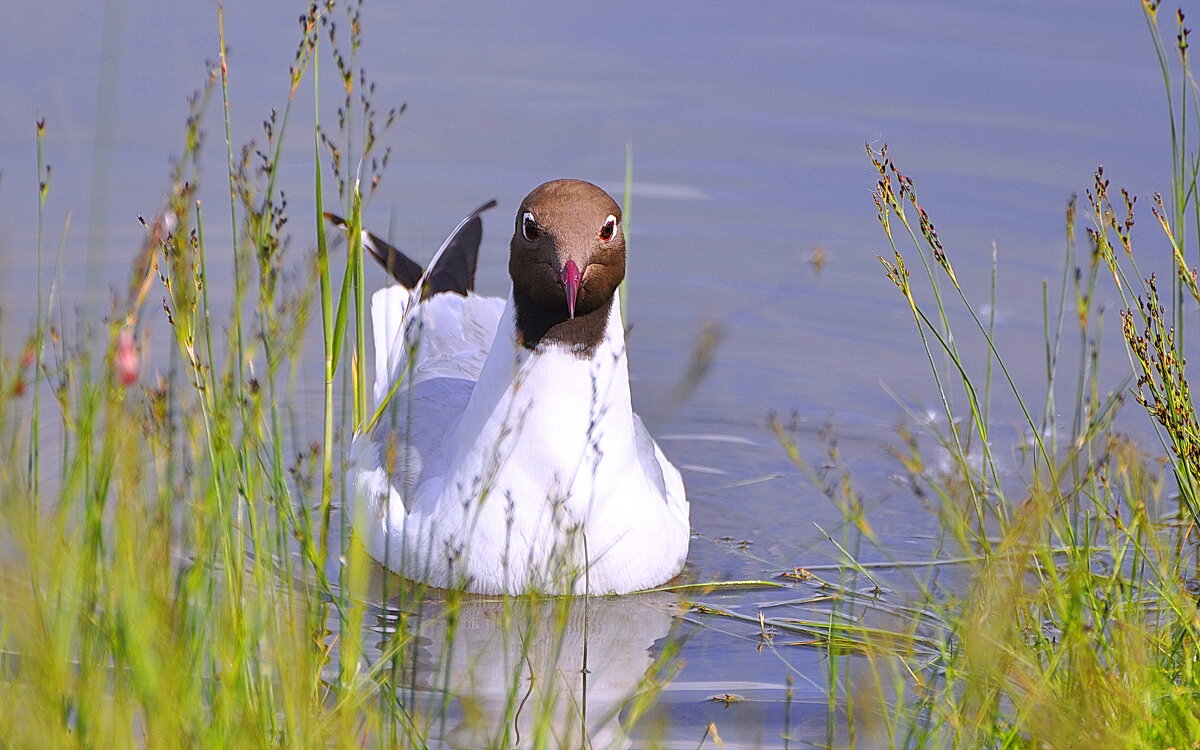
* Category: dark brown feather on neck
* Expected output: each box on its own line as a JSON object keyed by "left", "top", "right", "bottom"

{"left": 513, "top": 289, "right": 615, "bottom": 357}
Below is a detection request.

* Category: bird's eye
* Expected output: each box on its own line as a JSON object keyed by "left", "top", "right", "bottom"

{"left": 599, "top": 214, "right": 617, "bottom": 241}
{"left": 522, "top": 212, "right": 539, "bottom": 241}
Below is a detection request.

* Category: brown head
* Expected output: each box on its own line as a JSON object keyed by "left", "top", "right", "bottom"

{"left": 509, "top": 179, "right": 625, "bottom": 356}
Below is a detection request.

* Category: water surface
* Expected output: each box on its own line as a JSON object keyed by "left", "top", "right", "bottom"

{"left": 0, "top": 2, "right": 1176, "bottom": 746}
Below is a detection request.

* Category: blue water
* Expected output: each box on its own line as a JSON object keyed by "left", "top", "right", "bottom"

{"left": 0, "top": 2, "right": 1178, "bottom": 746}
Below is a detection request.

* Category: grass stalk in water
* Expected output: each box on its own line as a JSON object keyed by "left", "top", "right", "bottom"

{"left": 749, "top": 8, "right": 1200, "bottom": 743}
{"left": 1, "top": 2, "right": 687, "bottom": 748}
{"left": 758, "top": 154, "right": 1198, "bottom": 746}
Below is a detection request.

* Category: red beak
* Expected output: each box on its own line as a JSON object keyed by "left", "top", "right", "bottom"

{"left": 561, "top": 259, "right": 582, "bottom": 319}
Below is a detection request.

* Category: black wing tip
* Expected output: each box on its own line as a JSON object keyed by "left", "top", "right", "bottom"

{"left": 471, "top": 199, "right": 498, "bottom": 217}
{"left": 325, "top": 200, "right": 497, "bottom": 293}
{"left": 324, "top": 212, "right": 424, "bottom": 288}
{"left": 422, "top": 209, "right": 489, "bottom": 299}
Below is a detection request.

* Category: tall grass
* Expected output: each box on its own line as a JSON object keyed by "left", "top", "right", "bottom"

{"left": 13, "top": 1, "right": 1200, "bottom": 748}
{"left": 0, "top": 2, "right": 679, "bottom": 748}
{"left": 750, "top": 3, "right": 1200, "bottom": 746}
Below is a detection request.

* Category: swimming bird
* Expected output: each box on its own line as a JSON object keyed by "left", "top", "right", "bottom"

{"left": 336, "top": 179, "right": 689, "bottom": 595}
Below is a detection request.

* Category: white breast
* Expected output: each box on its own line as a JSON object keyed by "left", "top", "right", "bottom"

{"left": 349, "top": 287, "right": 689, "bottom": 594}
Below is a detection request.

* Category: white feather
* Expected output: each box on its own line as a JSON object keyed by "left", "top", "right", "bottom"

{"left": 349, "top": 286, "right": 690, "bottom": 595}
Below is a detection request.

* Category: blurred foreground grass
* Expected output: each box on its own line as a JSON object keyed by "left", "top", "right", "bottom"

{"left": 0, "top": 3, "right": 676, "bottom": 747}
{"left": 5, "top": 1, "right": 1200, "bottom": 749}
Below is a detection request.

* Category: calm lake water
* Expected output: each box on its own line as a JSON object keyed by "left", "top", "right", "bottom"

{"left": 0, "top": 1, "right": 1179, "bottom": 746}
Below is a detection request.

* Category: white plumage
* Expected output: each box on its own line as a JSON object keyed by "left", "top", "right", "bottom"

{"left": 346, "top": 180, "right": 690, "bottom": 595}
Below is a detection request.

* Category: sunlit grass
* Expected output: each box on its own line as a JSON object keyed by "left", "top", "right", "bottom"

{"left": 10, "top": 1, "right": 1200, "bottom": 748}
{"left": 697, "top": 3, "right": 1200, "bottom": 747}
{"left": 0, "top": 2, "right": 682, "bottom": 748}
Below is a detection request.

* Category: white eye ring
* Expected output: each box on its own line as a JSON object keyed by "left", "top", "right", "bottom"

{"left": 600, "top": 214, "right": 617, "bottom": 241}
{"left": 521, "top": 212, "right": 539, "bottom": 241}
